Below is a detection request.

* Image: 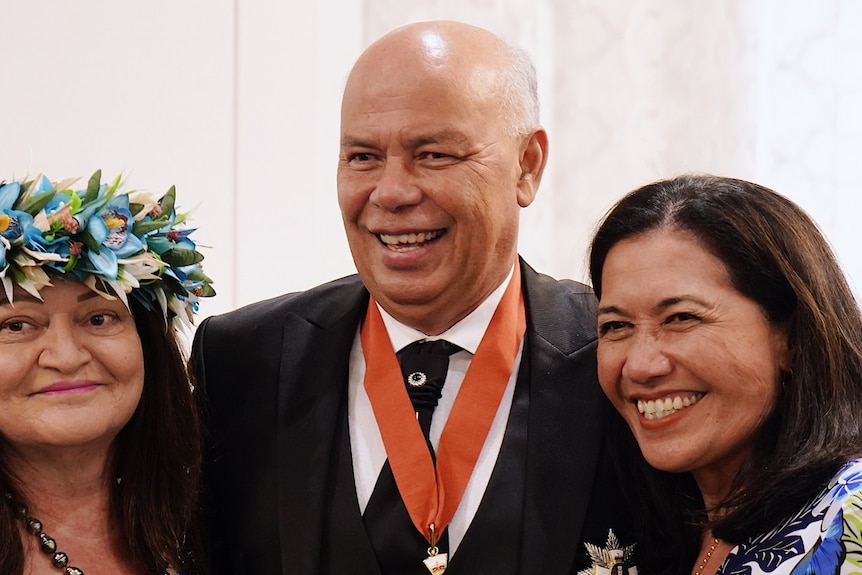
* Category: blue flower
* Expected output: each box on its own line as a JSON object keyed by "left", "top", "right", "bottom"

{"left": 0, "top": 209, "right": 33, "bottom": 241}
{"left": 0, "top": 208, "right": 35, "bottom": 269}
{"left": 790, "top": 509, "right": 845, "bottom": 575}
{"left": 829, "top": 466, "right": 862, "bottom": 503}
{"left": 0, "top": 170, "right": 213, "bottom": 329}
{"left": 21, "top": 220, "right": 73, "bottom": 272}
{"left": 84, "top": 197, "right": 145, "bottom": 279}
{"left": 0, "top": 182, "right": 21, "bottom": 210}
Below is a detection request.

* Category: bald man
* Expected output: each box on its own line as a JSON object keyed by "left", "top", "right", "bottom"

{"left": 193, "top": 21, "right": 638, "bottom": 575}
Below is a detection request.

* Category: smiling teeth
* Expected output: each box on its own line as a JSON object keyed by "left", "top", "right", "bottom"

{"left": 637, "top": 393, "right": 704, "bottom": 420}
{"left": 379, "top": 230, "right": 441, "bottom": 249}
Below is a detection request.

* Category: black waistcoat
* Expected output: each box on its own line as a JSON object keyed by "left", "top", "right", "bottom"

{"left": 321, "top": 352, "right": 532, "bottom": 575}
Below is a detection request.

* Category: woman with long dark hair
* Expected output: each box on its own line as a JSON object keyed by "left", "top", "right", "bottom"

{"left": 590, "top": 174, "right": 862, "bottom": 575}
{"left": 0, "top": 171, "right": 213, "bottom": 574}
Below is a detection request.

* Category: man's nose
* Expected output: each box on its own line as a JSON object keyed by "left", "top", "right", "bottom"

{"left": 370, "top": 158, "right": 423, "bottom": 211}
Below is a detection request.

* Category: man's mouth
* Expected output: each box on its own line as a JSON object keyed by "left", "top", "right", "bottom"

{"left": 637, "top": 393, "right": 705, "bottom": 420}
{"left": 378, "top": 229, "right": 444, "bottom": 251}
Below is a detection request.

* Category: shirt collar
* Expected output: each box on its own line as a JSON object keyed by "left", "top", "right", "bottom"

{"left": 377, "top": 265, "right": 515, "bottom": 355}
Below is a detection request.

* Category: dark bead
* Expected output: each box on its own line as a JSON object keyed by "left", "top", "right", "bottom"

{"left": 39, "top": 533, "right": 57, "bottom": 553}
{"left": 25, "top": 517, "right": 42, "bottom": 534}
{"left": 53, "top": 551, "right": 69, "bottom": 567}
{"left": 66, "top": 568, "right": 84, "bottom": 575}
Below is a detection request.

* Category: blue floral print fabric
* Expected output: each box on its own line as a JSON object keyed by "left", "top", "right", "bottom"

{"left": 718, "top": 459, "right": 862, "bottom": 575}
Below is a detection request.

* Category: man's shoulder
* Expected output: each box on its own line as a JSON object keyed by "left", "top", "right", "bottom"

{"left": 202, "top": 274, "right": 367, "bottom": 330}
{"left": 521, "top": 259, "right": 593, "bottom": 293}
{"left": 521, "top": 261, "right": 597, "bottom": 313}
{"left": 520, "top": 260, "right": 598, "bottom": 351}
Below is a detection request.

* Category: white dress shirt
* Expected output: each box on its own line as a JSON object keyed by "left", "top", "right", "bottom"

{"left": 347, "top": 267, "right": 523, "bottom": 555}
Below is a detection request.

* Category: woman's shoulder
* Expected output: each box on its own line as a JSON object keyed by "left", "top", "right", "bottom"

{"left": 831, "top": 457, "right": 862, "bottom": 491}
{"left": 721, "top": 458, "right": 862, "bottom": 575}
{"left": 796, "top": 458, "right": 862, "bottom": 574}
{"left": 818, "top": 458, "right": 862, "bottom": 531}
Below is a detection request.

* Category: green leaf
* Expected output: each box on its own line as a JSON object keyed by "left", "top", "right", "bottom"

{"left": 83, "top": 170, "right": 102, "bottom": 204}
{"left": 69, "top": 191, "right": 82, "bottom": 213}
{"left": 132, "top": 219, "right": 168, "bottom": 236}
{"left": 107, "top": 173, "right": 123, "bottom": 195}
{"left": 17, "top": 190, "right": 57, "bottom": 216}
{"left": 160, "top": 247, "right": 203, "bottom": 267}
{"left": 185, "top": 268, "right": 212, "bottom": 283}
{"left": 838, "top": 494, "right": 862, "bottom": 571}
{"left": 80, "top": 231, "right": 101, "bottom": 254}
{"left": 159, "top": 272, "right": 187, "bottom": 297}
{"left": 64, "top": 254, "right": 79, "bottom": 271}
{"left": 145, "top": 236, "right": 170, "bottom": 255}
{"left": 159, "top": 185, "right": 176, "bottom": 216}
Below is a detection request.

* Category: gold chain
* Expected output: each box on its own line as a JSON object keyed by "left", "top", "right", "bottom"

{"left": 693, "top": 537, "right": 720, "bottom": 575}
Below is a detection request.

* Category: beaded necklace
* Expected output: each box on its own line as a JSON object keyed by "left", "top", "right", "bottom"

{"left": 693, "top": 537, "right": 720, "bottom": 575}
{"left": 5, "top": 493, "right": 85, "bottom": 573}
{"left": 20, "top": 513, "right": 85, "bottom": 575}
{"left": 8, "top": 494, "right": 176, "bottom": 575}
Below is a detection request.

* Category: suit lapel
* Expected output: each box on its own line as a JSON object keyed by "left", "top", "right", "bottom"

{"left": 274, "top": 281, "right": 369, "bottom": 574}
{"left": 518, "top": 260, "right": 609, "bottom": 575}
{"left": 266, "top": 267, "right": 611, "bottom": 574}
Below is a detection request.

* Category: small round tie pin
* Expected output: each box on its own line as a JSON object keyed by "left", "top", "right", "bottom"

{"left": 407, "top": 372, "right": 427, "bottom": 387}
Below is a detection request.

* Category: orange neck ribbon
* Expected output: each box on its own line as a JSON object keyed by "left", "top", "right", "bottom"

{"left": 361, "top": 266, "right": 526, "bottom": 542}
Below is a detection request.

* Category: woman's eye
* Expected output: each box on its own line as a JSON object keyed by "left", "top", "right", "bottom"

{"left": 668, "top": 312, "right": 699, "bottom": 323}
{"left": 1, "top": 320, "right": 27, "bottom": 332}
{"left": 88, "top": 313, "right": 119, "bottom": 328}
{"left": 599, "top": 320, "right": 629, "bottom": 335}
{"left": 0, "top": 318, "right": 38, "bottom": 339}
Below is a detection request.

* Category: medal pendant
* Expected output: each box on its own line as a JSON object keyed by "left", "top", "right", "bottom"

{"left": 423, "top": 551, "right": 448, "bottom": 574}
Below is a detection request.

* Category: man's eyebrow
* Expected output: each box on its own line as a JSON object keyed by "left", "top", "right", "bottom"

{"left": 341, "top": 130, "right": 470, "bottom": 151}
{"left": 340, "top": 136, "right": 376, "bottom": 150}
{"left": 407, "top": 130, "right": 470, "bottom": 147}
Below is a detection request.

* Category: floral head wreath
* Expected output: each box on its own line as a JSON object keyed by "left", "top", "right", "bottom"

{"left": 0, "top": 170, "right": 214, "bottom": 330}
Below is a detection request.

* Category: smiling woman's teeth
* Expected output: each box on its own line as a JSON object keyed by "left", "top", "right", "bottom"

{"left": 637, "top": 393, "right": 704, "bottom": 420}
{"left": 379, "top": 230, "right": 441, "bottom": 250}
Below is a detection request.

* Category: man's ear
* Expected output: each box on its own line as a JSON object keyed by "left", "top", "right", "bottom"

{"left": 516, "top": 127, "right": 548, "bottom": 208}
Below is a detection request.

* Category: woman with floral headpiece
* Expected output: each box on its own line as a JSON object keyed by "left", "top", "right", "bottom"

{"left": 0, "top": 171, "right": 214, "bottom": 575}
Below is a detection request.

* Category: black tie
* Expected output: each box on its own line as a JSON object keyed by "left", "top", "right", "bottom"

{"left": 363, "top": 339, "right": 462, "bottom": 573}
{"left": 397, "top": 339, "right": 462, "bottom": 457}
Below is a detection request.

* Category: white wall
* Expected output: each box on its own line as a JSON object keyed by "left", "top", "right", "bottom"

{"left": 2, "top": 0, "right": 860, "bottom": 326}
{"left": 1, "top": 0, "right": 238, "bottom": 317}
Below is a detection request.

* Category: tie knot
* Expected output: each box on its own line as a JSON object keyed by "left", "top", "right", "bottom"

{"left": 396, "top": 339, "right": 461, "bottom": 411}
{"left": 399, "top": 338, "right": 462, "bottom": 359}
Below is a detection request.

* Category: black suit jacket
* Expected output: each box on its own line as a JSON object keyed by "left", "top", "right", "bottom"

{"left": 192, "top": 259, "right": 636, "bottom": 574}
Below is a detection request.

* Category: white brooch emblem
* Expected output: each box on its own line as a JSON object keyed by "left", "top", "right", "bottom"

{"left": 578, "top": 529, "right": 637, "bottom": 575}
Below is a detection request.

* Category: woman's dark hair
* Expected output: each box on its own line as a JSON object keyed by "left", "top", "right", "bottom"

{"left": 0, "top": 297, "right": 203, "bottom": 575}
{"left": 590, "top": 174, "right": 862, "bottom": 574}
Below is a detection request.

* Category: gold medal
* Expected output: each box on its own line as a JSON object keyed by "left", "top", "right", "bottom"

{"left": 423, "top": 551, "right": 448, "bottom": 574}
{"left": 422, "top": 523, "right": 448, "bottom": 574}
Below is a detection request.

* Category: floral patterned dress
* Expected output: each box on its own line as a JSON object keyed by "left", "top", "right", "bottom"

{"left": 718, "top": 459, "right": 862, "bottom": 575}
